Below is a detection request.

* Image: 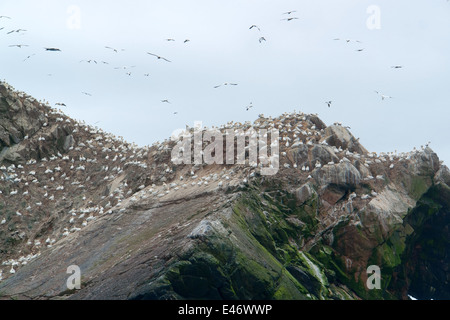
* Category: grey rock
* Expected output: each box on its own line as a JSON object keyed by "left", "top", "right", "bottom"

{"left": 323, "top": 125, "right": 367, "bottom": 155}
{"left": 408, "top": 147, "right": 440, "bottom": 176}
{"left": 295, "top": 182, "right": 316, "bottom": 204}
{"left": 0, "top": 84, "right": 8, "bottom": 97}
{"left": 289, "top": 144, "right": 309, "bottom": 167}
{"left": 63, "top": 134, "right": 75, "bottom": 151}
{"left": 310, "top": 144, "right": 339, "bottom": 165}
{"left": 434, "top": 165, "right": 450, "bottom": 187}
{"left": 312, "top": 161, "right": 361, "bottom": 188}
{"left": 188, "top": 220, "right": 214, "bottom": 239}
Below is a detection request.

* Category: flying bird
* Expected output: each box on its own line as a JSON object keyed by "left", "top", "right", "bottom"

{"left": 80, "top": 59, "right": 97, "bottom": 64}
{"left": 282, "top": 10, "right": 297, "bottom": 15}
{"left": 23, "top": 54, "right": 36, "bottom": 62}
{"left": 325, "top": 101, "right": 332, "bottom": 108}
{"left": 259, "top": 37, "right": 266, "bottom": 43}
{"left": 55, "top": 102, "right": 66, "bottom": 107}
{"left": 105, "top": 46, "right": 124, "bottom": 53}
{"left": 281, "top": 17, "right": 299, "bottom": 21}
{"left": 0, "top": 16, "right": 11, "bottom": 19}
{"left": 166, "top": 38, "right": 175, "bottom": 41}
{"left": 44, "top": 47, "right": 61, "bottom": 51}
{"left": 391, "top": 65, "right": 403, "bottom": 69}
{"left": 214, "top": 82, "right": 238, "bottom": 88}
{"left": 246, "top": 102, "right": 253, "bottom": 111}
{"left": 356, "top": 48, "right": 364, "bottom": 52}
{"left": 7, "top": 29, "right": 26, "bottom": 34}
{"left": 161, "top": 99, "right": 171, "bottom": 104}
{"left": 147, "top": 52, "right": 171, "bottom": 62}
{"left": 144, "top": 73, "right": 150, "bottom": 77}
{"left": 82, "top": 92, "right": 92, "bottom": 96}
{"left": 374, "top": 91, "right": 393, "bottom": 100}
{"left": 9, "top": 44, "right": 28, "bottom": 48}
{"left": 184, "top": 39, "right": 190, "bottom": 43}
{"left": 249, "top": 25, "right": 260, "bottom": 31}
{"left": 114, "top": 65, "right": 135, "bottom": 70}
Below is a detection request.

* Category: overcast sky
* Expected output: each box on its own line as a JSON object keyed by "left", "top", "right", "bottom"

{"left": 1, "top": 0, "right": 449, "bottom": 165}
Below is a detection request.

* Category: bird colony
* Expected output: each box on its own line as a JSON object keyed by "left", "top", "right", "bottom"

{"left": 0, "top": 80, "right": 439, "bottom": 281}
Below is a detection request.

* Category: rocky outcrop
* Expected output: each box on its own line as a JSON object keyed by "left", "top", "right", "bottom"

{"left": 322, "top": 125, "right": 367, "bottom": 155}
{"left": 295, "top": 183, "right": 316, "bottom": 205}
{"left": 0, "top": 81, "right": 448, "bottom": 300}
{"left": 312, "top": 161, "right": 361, "bottom": 188}
{"left": 434, "top": 165, "right": 450, "bottom": 187}
{"left": 0, "top": 83, "right": 75, "bottom": 164}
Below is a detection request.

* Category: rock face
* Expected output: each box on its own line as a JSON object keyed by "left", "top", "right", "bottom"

{"left": 0, "top": 83, "right": 73, "bottom": 164}
{"left": 0, "top": 81, "right": 448, "bottom": 300}
{"left": 322, "top": 125, "right": 367, "bottom": 155}
{"left": 312, "top": 162, "right": 361, "bottom": 188}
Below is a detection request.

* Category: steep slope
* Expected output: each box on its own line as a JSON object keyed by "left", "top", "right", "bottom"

{"left": 0, "top": 81, "right": 448, "bottom": 300}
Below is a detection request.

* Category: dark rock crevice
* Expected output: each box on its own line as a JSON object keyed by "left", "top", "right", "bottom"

{"left": 390, "top": 185, "right": 450, "bottom": 299}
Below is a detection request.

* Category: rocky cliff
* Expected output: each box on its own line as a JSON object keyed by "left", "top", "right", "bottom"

{"left": 0, "top": 81, "right": 448, "bottom": 300}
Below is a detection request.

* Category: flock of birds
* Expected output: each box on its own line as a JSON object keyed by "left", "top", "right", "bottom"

{"left": 0, "top": 14, "right": 188, "bottom": 113}
{"left": 0, "top": 9, "right": 402, "bottom": 118}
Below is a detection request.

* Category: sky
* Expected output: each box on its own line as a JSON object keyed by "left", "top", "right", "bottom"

{"left": 1, "top": 0, "right": 449, "bottom": 165}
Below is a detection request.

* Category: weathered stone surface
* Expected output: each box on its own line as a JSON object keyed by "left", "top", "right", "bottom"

{"left": 408, "top": 147, "right": 440, "bottom": 176}
{"left": 310, "top": 145, "right": 339, "bottom": 165}
{"left": 434, "top": 165, "right": 450, "bottom": 187}
{"left": 312, "top": 162, "right": 361, "bottom": 188}
{"left": 62, "top": 134, "right": 75, "bottom": 151}
{"left": 288, "top": 145, "right": 309, "bottom": 167}
{"left": 365, "top": 184, "right": 417, "bottom": 237}
{"left": 0, "top": 84, "right": 8, "bottom": 97}
{"left": 295, "top": 183, "right": 315, "bottom": 204}
{"left": 323, "top": 125, "right": 367, "bottom": 155}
